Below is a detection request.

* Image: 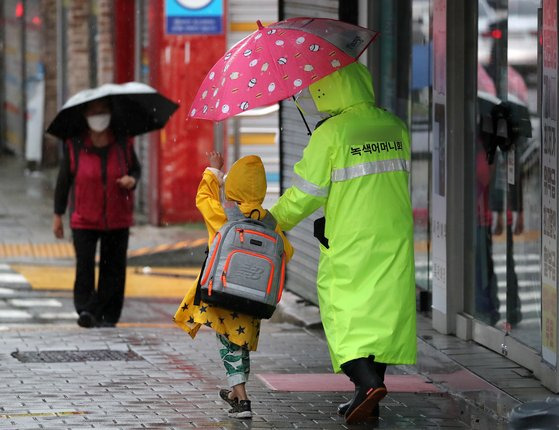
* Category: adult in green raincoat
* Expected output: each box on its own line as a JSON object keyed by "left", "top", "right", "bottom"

{"left": 270, "top": 62, "right": 416, "bottom": 424}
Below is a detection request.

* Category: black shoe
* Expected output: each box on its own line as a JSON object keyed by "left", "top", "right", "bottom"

{"left": 228, "top": 399, "right": 252, "bottom": 419}
{"left": 338, "top": 399, "right": 379, "bottom": 418}
{"left": 97, "top": 321, "right": 116, "bottom": 328}
{"left": 338, "top": 358, "right": 386, "bottom": 417}
{"left": 341, "top": 358, "right": 387, "bottom": 424}
{"left": 219, "top": 389, "right": 238, "bottom": 408}
{"left": 77, "top": 311, "right": 96, "bottom": 328}
{"left": 507, "top": 310, "right": 523, "bottom": 327}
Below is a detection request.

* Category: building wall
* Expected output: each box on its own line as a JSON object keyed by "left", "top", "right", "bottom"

{"left": 1, "top": 0, "right": 25, "bottom": 156}
{"left": 42, "top": 0, "right": 58, "bottom": 165}
{"left": 279, "top": 0, "right": 338, "bottom": 304}
{"left": 66, "top": 0, "right": 90, "bottom": 97}
{"left": 96, "top": 0, "right": 114, "bottom": 85}
{"left": 39, "top": 0, "right": 116, "bottom": 166}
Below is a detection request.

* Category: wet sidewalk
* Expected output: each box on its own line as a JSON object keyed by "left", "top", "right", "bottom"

{"left": 0, "top": 154, "right": 556, "bottom": 428}
{"left": 0, "top": 305, "right": 516, "bottom": 430}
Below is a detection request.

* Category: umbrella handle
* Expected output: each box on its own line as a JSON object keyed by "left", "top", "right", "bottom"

{"left": 292, "top": 96, "right": 312, "bottom": 136}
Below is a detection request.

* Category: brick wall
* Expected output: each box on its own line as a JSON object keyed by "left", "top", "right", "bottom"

{"left": 67, "top": 0, "right": 91, "bottom": 96}
{"left": 41, "top": 0, "right": 116, "bottom": 165}
{"left": 96, "top": 0, "right": 114, "bottom": 85}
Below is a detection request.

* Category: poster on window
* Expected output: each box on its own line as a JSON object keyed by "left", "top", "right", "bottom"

{"left": 431, "top": 0, "right": 447, "bottom": 313}
{"left": 542, "top": 0, "right": 558, "bottom": 367}
{"left": 165, "top": 0, "right": 224, "bottom": 35}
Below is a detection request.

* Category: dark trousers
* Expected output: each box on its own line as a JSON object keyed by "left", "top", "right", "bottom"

{"left": 475, "top": 225, "right": 500, "bottom": 325}
{"left": 72, "top": 228, "right": 129, "bottom": 323}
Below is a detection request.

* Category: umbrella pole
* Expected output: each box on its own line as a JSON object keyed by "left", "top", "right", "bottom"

{"left": 292, "top": 96, "right": 312, "bottom": 136}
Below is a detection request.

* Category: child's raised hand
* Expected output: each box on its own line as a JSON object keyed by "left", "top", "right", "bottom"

{"left": 207, "top": 151, "right": 224, "bottom": 170}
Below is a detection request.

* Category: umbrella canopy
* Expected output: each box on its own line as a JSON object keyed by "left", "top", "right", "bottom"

{"left": 477, "top": 91, "right": 531, "bottom": 138}
{"left": 189, "top": 17, "right": 379, "bottom": 121}
{"left": 46, "top": 82, "right": 179, "bottom": 140}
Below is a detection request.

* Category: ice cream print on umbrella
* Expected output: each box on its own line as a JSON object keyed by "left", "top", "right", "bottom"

{"left": 189, "top": 17, "right": 379, "bottom": 121}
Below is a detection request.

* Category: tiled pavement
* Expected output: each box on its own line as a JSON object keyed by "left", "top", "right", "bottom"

{"left": 0, "top": 319, "right": 509, "bottom": 430}
{"left": 0, "top": 262, "right": 518, "bottom": 429}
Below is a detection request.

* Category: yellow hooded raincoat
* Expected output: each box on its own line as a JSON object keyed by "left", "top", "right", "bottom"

{"left": 174, "top": 155, "right": 293, "bottom": 350}
{"left": 270, "top": 62, "right": 416, "bottom": 372}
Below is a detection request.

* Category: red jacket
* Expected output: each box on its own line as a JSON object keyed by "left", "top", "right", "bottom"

{"left": 54, "top": 134, "right": 141, "bottom": 230}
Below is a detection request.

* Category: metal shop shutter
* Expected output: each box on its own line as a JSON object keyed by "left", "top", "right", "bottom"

{"left": 228, "top": 0, "right": 278, "bottom": 48}
{"left": 279, "top": 1, "right": 338, "bottom": 305}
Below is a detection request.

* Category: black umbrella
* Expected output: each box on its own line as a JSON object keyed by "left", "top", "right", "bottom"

{"left": 46, "top": 82, "right": 179, "bottom": 139}
{"left": 477, "top": 91, "right": 532, "bottom": 164}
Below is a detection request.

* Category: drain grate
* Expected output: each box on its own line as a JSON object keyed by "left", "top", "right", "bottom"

{"left": 11, "top": 349, "right": 143, "bottom": 363}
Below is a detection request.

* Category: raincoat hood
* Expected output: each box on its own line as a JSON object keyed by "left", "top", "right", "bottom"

{"left": 309, "top": 62, "right": 375, "bottom": 116}
{"left": 224, "top": 155, "right": 267, "bottom": 217}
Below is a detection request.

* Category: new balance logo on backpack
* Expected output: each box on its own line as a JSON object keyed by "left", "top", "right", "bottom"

{"left": 198, "top": 203, "right": 286, "bottom": 319}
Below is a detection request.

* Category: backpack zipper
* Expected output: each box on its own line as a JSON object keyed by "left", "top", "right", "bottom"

{"left": 236, "top": 228, "right": 277, "bottom": 243}
{"left": 201, "top": 232, "right": 222, "bottom": 286}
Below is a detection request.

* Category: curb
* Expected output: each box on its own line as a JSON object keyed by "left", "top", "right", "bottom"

{"left": 127, "top": 244, "right": 207, "bottom": 267}
{"left": 272, "top": 291, "right": 322, "bottom": 328}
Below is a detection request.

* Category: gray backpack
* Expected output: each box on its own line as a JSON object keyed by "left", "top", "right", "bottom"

{"left": 198, "top": 203, "right": 286, "bottom": 319}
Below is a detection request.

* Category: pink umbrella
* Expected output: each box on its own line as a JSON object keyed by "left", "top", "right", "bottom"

{"left": 189, "top": 17, "right": 379, "bottom": 121}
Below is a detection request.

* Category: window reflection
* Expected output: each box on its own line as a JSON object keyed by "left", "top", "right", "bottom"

{"left": 475, "top": 0, "right": 541, "bottom": 351}
{"left": 411, "top": 0, "right": 432, "bottom": 304}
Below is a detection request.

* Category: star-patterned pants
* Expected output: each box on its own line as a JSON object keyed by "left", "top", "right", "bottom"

{"left": 217, "top": 333, "right": 250, "bottom": 387}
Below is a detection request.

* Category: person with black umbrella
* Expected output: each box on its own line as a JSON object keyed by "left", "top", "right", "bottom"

{"left": 52, "top": 97, "right": 141, "bottom": 328}
{"left": 49, "top": 82, "right": 177, "bottom": 328}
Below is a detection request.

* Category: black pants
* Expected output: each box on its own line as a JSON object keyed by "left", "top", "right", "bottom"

{"left": 475, "top": 225, "right": 500, "bottom": 325}
{"left": 72, "top": 228, "right": 129, "bottom": 324}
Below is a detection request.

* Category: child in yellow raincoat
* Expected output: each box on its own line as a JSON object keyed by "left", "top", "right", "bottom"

{"left": 174, "top": 151, "right": 293, "bottom": 419}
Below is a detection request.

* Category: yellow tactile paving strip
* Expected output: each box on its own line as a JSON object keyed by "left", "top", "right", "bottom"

{"left": 0, "top": 243, "right": 75, "bottom": 258}
{"left": 2, "top": 230, "right": 538, "bottom": 259}
{"left": 0, "top": 238, "right": 207, "bottom": 259}
{"left": 11, "top": 265, "right": 199, "bottom": 299}
{"left": 127, "top": 238, "right": 207, "bottom": 257}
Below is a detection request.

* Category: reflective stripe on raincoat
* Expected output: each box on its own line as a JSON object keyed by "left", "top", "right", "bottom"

{"left": 174, "top": 156, "right": 294, "bottom": 351}
{"left": 270, "top": 62, "right": 416, "bottom": 371}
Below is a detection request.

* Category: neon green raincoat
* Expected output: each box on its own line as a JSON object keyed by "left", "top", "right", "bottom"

{"left": 270, "top": 62, "right": 416, "bottom": 372}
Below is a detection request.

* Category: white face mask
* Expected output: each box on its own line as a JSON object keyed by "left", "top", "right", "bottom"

{"left": 86, "top": 113, "right": 111, "bottom": 132}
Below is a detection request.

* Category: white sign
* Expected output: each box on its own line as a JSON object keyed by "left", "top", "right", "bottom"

{"left": 542, "top": 0, "right": 558, "bottom": 367}
{"left": 25, "top": 67, "right": 45, "bottom": 163}
{"left": 431, "top": 0, "right": 447, "bottom": 313}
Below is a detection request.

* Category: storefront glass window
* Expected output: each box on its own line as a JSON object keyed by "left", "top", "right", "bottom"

{"left": 411, "top": 0, "right": 433, "bottom": 298}
{"left": 474, "top": 0, "right": 541, "bottom": 351}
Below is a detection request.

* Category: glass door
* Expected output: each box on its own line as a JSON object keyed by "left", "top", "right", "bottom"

{"left": 475, "top": 0, "right": 541, "bottom": 351}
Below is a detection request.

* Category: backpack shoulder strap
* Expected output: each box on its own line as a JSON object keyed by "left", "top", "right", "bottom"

{"left": 260, "top": 210, "right": 278, "bottom": 230}
{"left": 193, "top": 246, "right": 209, "bottom": 306}
{"left": 223, "top": 201, "right": 245, "bottom": 222}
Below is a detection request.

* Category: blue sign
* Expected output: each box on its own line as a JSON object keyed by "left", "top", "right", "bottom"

{"left": 165, "top": 0, "right": 223, "bottom": 35}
